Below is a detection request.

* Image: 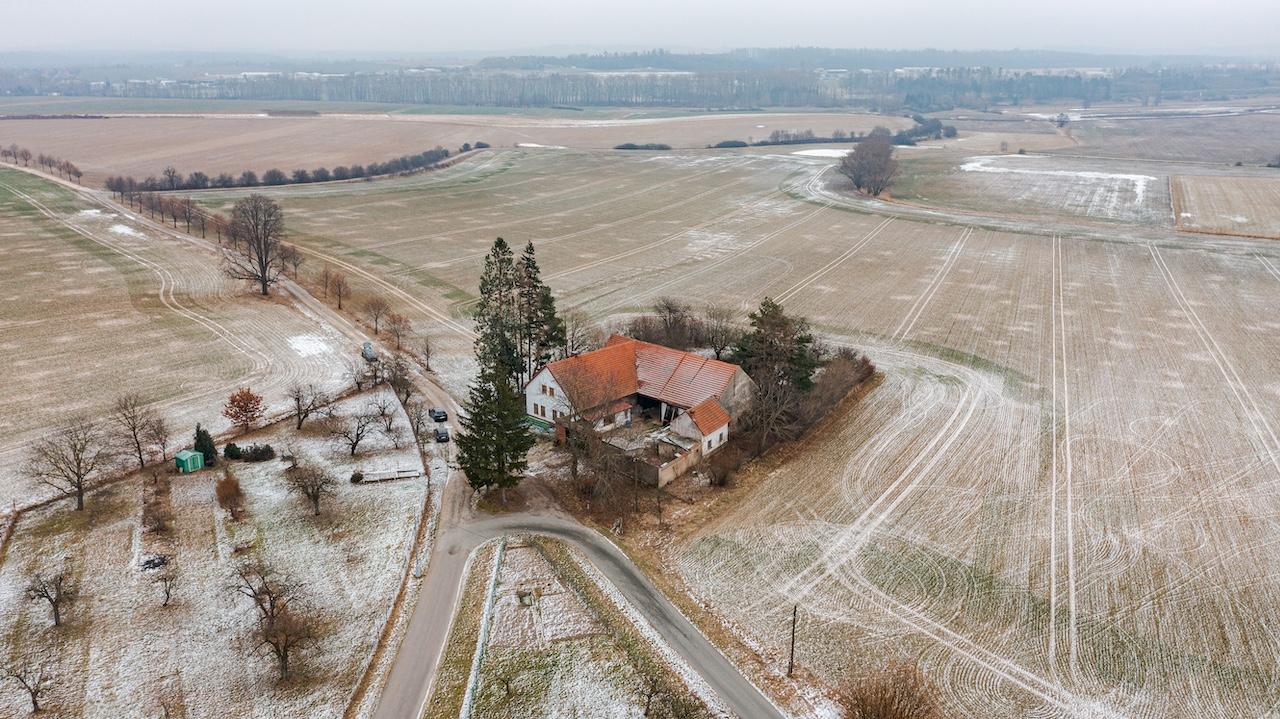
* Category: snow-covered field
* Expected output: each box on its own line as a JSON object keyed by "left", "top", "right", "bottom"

{"left": 0, "top": 387, "right": 427, "bottom": 719}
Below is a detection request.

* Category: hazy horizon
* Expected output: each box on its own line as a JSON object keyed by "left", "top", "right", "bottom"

{"left": 6, "top": 0, "right": 1278, "bottom": 59}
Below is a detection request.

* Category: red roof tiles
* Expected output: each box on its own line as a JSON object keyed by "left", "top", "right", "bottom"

{"left": 549, "top": 335, "right": 740, "bottom": 413}
{"left": 686, "top": 398, "right": 730, "bottom": 435}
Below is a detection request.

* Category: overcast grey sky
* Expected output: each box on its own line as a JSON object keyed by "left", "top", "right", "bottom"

{"left": 5, "top": 0, "right": 1277, "bottom": 57}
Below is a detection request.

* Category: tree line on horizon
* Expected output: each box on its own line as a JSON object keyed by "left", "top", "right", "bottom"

{"left": 103, "top": 142, "right": 487, "bottom": 195}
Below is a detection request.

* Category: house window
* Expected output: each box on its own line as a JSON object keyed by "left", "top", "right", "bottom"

{"left": 719, "top": 431, "right": 725, "bottom": 443}
{"left": 548, "top": 386, "right": 556, "bottom": 397}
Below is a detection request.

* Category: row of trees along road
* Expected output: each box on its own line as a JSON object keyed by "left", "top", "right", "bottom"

{"left": 457, "top": 238, "right": 564, "bottom": 503}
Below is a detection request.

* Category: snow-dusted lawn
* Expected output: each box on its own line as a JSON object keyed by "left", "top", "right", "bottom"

{"left": 466, "top": 539, "right": 714, "bottom": 719}
{"left": 0, "top": 386, "right": 427, "bottom": 718}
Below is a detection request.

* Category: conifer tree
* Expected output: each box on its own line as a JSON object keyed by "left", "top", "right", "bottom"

{"left": 193, "top": 423, "right": 218, "bottom": 467}
{"left": 515, "top": 241, "right": 565, "bottom": 386}
{"left": 733, "top": 297, "right": 822, "bottom": 392}
{"left": 474, "top": 238, "right": 520, "bottom": 384}
{"left": 456, "top": 366, "right": 534, "bottom": 503}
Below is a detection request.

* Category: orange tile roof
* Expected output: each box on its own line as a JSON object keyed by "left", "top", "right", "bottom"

{"left": 550, "top": 335, "right": 740, "bottom": 414}
{"left": 544, "top": 340, "right": 637, "bottom": 412}
{"left": 687, "top": 398, "right": 730, "bottom": 435}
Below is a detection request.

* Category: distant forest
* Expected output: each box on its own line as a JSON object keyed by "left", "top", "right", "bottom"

{"left": 2, "top": 48, "right": 1277, "bottom": 112}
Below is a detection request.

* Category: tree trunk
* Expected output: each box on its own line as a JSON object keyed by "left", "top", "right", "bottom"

{"left": 75, "top": 488, "right": 85, "bottom": 511}
{"left": 52, "top": 603, "right": 62, "bottom": 626}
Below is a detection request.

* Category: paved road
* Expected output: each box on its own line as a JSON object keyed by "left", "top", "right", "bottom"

{"left": 373, "top": 510, "right": 786, "bottom": 719}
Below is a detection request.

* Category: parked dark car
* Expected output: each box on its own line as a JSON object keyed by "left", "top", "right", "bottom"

{"left": 429, "top": 407, "right": 448, "bottom": 422}
{"left": 434, "top": 427, "right": 451, "bottom": 443}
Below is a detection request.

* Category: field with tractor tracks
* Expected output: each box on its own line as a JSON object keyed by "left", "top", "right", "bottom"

{"left": 187, "top": 143, "right": 1280, "bottom": 718}
{"left": 0, "top": 167, "right": 354, "bottom": 508}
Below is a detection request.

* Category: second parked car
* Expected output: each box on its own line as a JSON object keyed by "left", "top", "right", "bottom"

{"left": 434, "top": 427, "right": 451, "bottom": 443}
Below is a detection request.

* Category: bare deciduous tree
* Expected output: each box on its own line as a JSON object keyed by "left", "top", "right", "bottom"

{"left": 26, "top": 571, "right": 75, "bottom": 627}
{"left": 287, "top": 384, "right": 330, "bottom": 430}
{"left": 561, "top": 307, "right": 601, "bottom": 358}
{"left": 370, "top": 396, "right": 396, "bottom": 432}
{"left": 387, "top": 356, "right": 414, "bottom": 404}
{"left": 839, "top": 127, "right": 898, "bottom": 197}
{"left": 326, "top": 410, "right": 378, "bottom": 457}
{"left": 25, "top": 417, "right": 108, "bottom": 511}
{"left": 145, "top": 415, "right": 172, "bottom": 463}
{"left": 331, "top": 273, "right": 350, "bottom": 310}
{"left": 318, "top": 264, "right": 333, "bottom": 299}
{"left": 416, "top": 335, "right": 433, "bottom": 372}
{"left": 222, "top": 194, "right": 288, "bottom": 296}
{"left": 284, "top": 463, "right": 336, "bottom": 516}
{"left": 405, "top": 401, "right": 432, "bottom": 445}
{"left": 3, "top": 659, "right": 50, "bottom": 713}
{"left": 702, "top": 304, "right": 740, "bottom": 360}
{"left": 362, "top": 296, "right": 390, "bottom": 334}
{"left": 385, "top": 312, "right": 412, "bottom": 350}
{"left": 257, "top": 606, "right": 317, "bottom": 680}
{"left": 110, "top": 393, "right": 162, "bottom": 470}
{"left": 229, "top": 561, "right": 316, "bottom": 680}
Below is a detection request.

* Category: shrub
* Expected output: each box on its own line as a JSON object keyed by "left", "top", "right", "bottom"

{"left": 474, "top": 141, "right": 490, "bottom": 149}
{"left": 215, "top": 470, "right": 244, "bottom": 519}
{"left": 350, "top": 470, "right": 365, "bottom": 484}
{"left": 712, "top": 140, "right": 749, "bottom": 148}
{"left": 223, "top": 443, "right": 242, "bottom": 460}
{"left": 614, "top": 143, "right": 672, "bottom": 151}
{"left": 243, "top": 444, "right": 276, "bottom": 462}
{"left": 841, "top": 664, "right": 942, "bottom": 719}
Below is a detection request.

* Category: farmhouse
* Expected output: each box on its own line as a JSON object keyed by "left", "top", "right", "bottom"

{"left": 526, "top": 335, "right": 754, "bottom": 482}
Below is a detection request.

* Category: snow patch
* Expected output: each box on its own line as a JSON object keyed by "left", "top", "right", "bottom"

{"left": 960, "top": 155, "right": 1158, "bottom": 205}
{"left": 288, "top": 334, "right": 331, "bottom": 357}
{"left": 516, "top": 143, "right": 568, "bottom": 149}
{"left": 792, "top": 149, "right": 849, "bottom": 158}
{"left": 108, "top": 223, "right": 143, "bottom": 237}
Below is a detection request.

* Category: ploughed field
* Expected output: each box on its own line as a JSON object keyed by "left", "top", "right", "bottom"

{"left": 0, "top": 168, "right": 353, "bottom": 508}
{"left": 1172, "top": 174, "right": 1280, "bottom": 240}
{"left": 192, "top": 145, "right": 1280, "bottom": 717}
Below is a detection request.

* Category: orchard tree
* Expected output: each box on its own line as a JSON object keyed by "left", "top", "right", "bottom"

{"left": 222, "top": 194, "right": 288, "bottom": 295}
{"left": 288, "top": 384, "right": 329, "bottom": 430}
{"left": 285, "top": 462, "right": 337, "bottom": 516}
{"left": 26, "top": 571, "right": 75, "bottom": 627}
{"left": 3, "top": 660, "right": 50, "bottom": 713}
{"left": 25, "top": 417, "right": 107, "bottom": 511}
{"left": 223, "top": 388, "right": 266, "bottom": 433}
{"left": 109, "top": 393, "right": 163, "bottom": 470}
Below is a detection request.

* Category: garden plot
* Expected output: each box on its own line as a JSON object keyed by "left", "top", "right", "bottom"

{"left": 424, "top": 537, "right": 714, "bottom": 719}
{"left": 0, "top": 168, "right": 354, "bottom": 508}
{"left": 0, "top": 387, "right": 427, "bottom": 719}
{"left": 1171, "top": 175, "right": 1280, "bottom": 239}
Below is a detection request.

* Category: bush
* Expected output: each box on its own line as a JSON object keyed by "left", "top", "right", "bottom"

{"left": 223, "top": 443, "right": 242, "bottom": 460}
{"left": 474, "top": 141, "right": 490, "bottom": 149}
{"left": 841, "top": 664, "right": 942, "bottom": 719}
{"left": 350, "top": 470, "right": 365, "bottom": 484}
{"left": 712, "top": 140, "right": 749, "bottom": 148}
{"left": 243, "top": 444, "right": 276, "bottom": 462}
{"left": 215, "top": 471, "right": 244, "bottom": 519}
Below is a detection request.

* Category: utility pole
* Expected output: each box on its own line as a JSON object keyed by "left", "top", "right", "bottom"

{"left": 787, "top": 604, "right": 798, "bottom": 677}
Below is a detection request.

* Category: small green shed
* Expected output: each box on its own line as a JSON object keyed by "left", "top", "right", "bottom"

{"left": 175, "top": 449, "right": 205, "bottom": 474}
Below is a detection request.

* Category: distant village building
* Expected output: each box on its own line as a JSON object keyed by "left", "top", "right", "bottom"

{"left": 525, "top": 335, "right": 754, "bottom": 485}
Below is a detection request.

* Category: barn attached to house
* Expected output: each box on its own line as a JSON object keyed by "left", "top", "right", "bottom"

{"left": 525, "top": 335, "right": 754, "bottom": 481}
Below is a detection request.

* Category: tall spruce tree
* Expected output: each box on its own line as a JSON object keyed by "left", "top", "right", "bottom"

{"left": 474, "top": 238, "right": 520, "bottom": 384}
{"left": 515, "top": 241, "right": 565, "bottom": 386}
{"left": 456, "top": 366, "right": 535, "bottom": 503}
